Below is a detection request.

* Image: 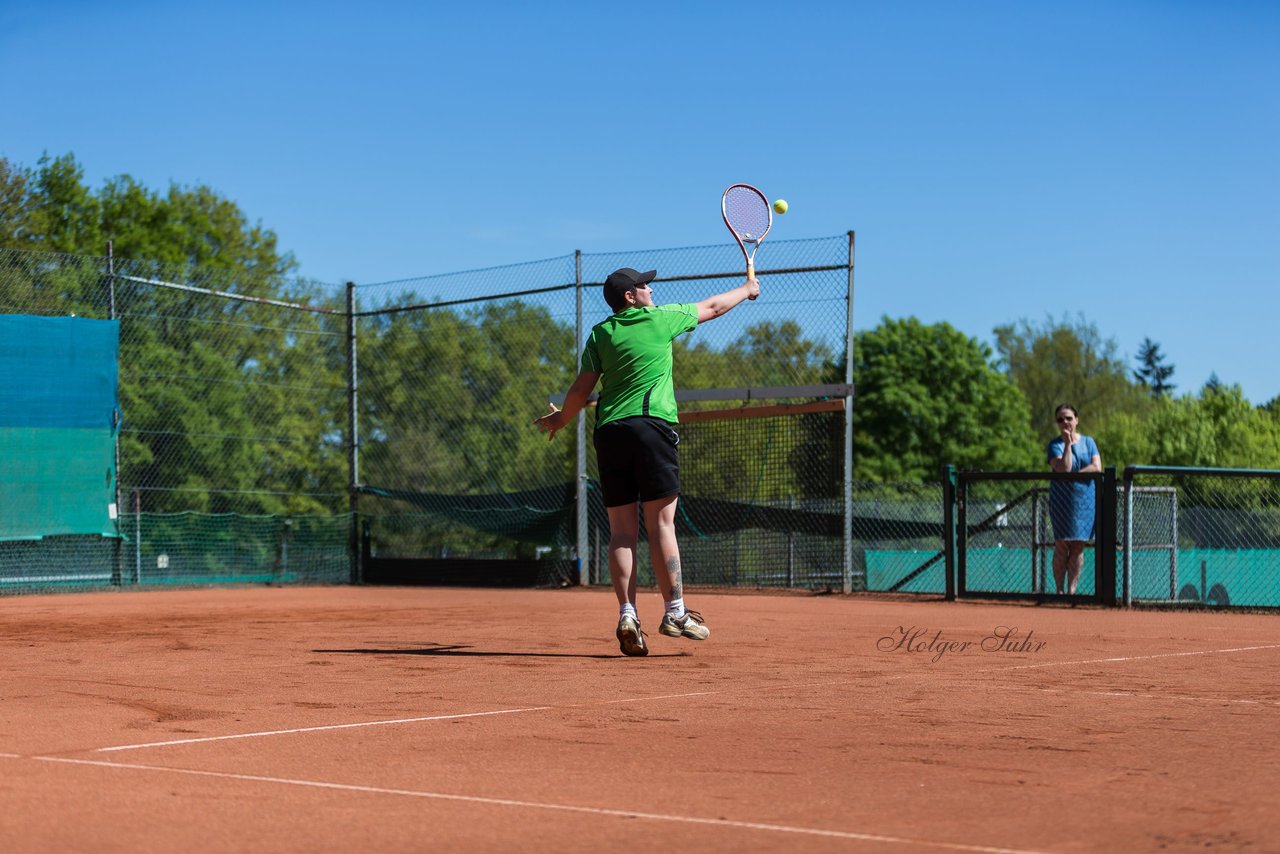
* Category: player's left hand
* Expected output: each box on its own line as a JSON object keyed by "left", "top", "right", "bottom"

{"left": 534, "top": 403, "right": 565, "bottom": 441}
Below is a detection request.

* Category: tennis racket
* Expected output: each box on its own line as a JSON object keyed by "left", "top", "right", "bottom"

{"left": 721, "top": 183, "right": 772, "bottom": 300}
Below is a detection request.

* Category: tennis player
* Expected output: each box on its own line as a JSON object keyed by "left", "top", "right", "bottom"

{"left": 535, "top": 267, "right": 760, "bottom": 656}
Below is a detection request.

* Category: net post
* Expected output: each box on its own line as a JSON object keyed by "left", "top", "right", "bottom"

{"left": 1097, "top": 466, "right": 1118, "bottom": 606}
{"left": 956, "top": 472, "right": 968, "bottom": 596}
{"left": 1029, "top": 490, "right": 1038, "bottom": 593}
{"left": 1170, "top": 486, "right": 1179, "bottom": 599}
{"left": 574, "top": 250, "right": 588, "bottom": 586}
{"left": 107, "top": 240, "right": 123, "bottom": 587}
{"left": 346, "top": 281, "right": 362, "bottom": 585}
{"left": 942, "top": 465, "right": 957, "bottom": 601}
{"left": 787, "top": 494, "right": 796, "bottom": 587}
{"left": 132, "top": 489, "right": 142, "bottom": 584}
{"left": 842, "top": 230, "right": 856, "bottom": 594}
{"left": 1122, "top": 465, "right": 1134, "bottom": 607}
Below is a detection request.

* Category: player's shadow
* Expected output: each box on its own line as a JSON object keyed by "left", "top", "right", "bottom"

{"left": 314, "top": 644, "right": 686, "bottom": 659}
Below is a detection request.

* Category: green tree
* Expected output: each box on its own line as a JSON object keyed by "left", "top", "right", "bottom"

{"left": 0, "top": 153, "right": 295, "bottom": 277}
{"left": 27, "top": 153, "right": 104, "bottom": 254}
{"left": 0, "top": 153, "right": 328, "bottom": 515}
{"left": 672, "top": 320, "right": 836, "bottom": 501}
{"left": 995, "top": 315, "right": 1148, "bottom": 438}
{"left": 672, "top": 319, "right": 832, "bottom": 401}
{"left": 1143, "top": 384, "right": 1280, "bottom": 470}
{"left": 1133, "top": 337, "right": 1176, "bottom": 397}
{"left": 832, "top": 317, "right": 1039, "bottom": 482}
{"left": 100, "top": 176, "right": 295, "bottom": 280}
{"left": 1132, "top": 386, "right": 1280, "bottom": 531}
{"left": 0, "top": 158, "right": 38, "bottom": 248}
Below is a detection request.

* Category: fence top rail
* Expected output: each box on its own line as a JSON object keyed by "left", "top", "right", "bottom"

{"left": 356, "top": 263, "right": 849, "bottom": 317}
{"left": 1125, "top": 465, "right": 1280, "bottom": 479}
{"left": 118, "top": 274, "right": 344, "bottom": 315}
{"left": 356, "top": 281, "right": 573, "bottom": 316}
{"left": 550, "top": 383, "right": 854, "bottom": 406}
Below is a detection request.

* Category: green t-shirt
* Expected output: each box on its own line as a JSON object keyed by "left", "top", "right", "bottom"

{"left": 581, "top": 303, "right": 699, "bottom": 427}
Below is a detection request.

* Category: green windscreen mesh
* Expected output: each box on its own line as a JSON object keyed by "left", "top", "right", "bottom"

{"left": 0, "top": 315, "right": 120, "bottom": 541}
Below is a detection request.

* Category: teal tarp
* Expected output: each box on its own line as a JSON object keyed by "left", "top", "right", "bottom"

{"left": 0, "top": 315, "right": 119, "bottom": 540}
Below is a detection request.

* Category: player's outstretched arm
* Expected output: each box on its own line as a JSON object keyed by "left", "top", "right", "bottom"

{"left": 694, "top": 277, "right": 759, "bottom": 324}
{"left": 534, "top": 370, "right": 600, "bottom": 441}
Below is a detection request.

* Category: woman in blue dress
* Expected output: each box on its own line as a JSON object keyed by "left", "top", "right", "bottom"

{"left": 1046, "top": 404, "right": 1101, "bottom": 594}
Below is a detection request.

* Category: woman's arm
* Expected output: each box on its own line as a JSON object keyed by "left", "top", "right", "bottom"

{"left": 1078, "top": 437, "right": 1102, "bottom": 472}
{"left": 1048, "top": 433, "right": 1074, "bottom": 472}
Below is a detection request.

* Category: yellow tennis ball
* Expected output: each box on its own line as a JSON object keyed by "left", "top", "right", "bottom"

{"left": 773, "top": 199, "right": 788, "bottom": 214}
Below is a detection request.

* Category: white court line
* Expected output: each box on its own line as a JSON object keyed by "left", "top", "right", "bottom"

{"left": 994, "top": 685, "right": 1280, "bottom": 707}
{"left": 97, "top": 690, "right": 726, "bottom": 753}
{"left": 93, "top": 644, "right": 1280, "bottom": 754}
{"left": 35, "top": 755, "right": 1049, "bottom": 854}
{"left": 599, "top": 690, "right": 718, "bottom": 703}
{"left": 968, "top": 643, "right": 1280, "bottom": 674}
{"left": 97, "top": 706, "right": 551, "bottom": 753}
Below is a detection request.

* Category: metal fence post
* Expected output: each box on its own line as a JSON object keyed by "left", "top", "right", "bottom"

{"left": 346, "top": 282, "right": 361, "bottom": 584}
{"left": 1123, "top": 465, "right": 1134, "bottom": 607}
{"left": 942, "top": 465, "right": 957, "bottom": 601}
{"left": 843, "top": 230, "right": 856, "bottom": 594}
{"left": 132, "top": 489, "right": 141, "bottom": 584}
{"left": 1170, "top": 484, "right": 1179, "bottom": 600}
{"left": 956, "top": 472, "right": 967, "bottom": 597}
{"left": 107, "top": 241, "right": 123, "bottom": 586}
{"left": 1098, "top": 466, "right": 1118, "bottom": 606}
{"left": 1030, "top": 490, "right": 1041, "bottom": 593}
{"left": 574, "top": 251, "right": 588, "bottom": 586}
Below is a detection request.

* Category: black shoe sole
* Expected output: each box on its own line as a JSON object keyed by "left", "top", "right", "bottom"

{"left": 616, "top": 627, "right": 648, "bottom": 657}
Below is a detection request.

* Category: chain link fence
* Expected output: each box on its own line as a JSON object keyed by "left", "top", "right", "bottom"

{"left": 352, "top": 237, "right": 858, "bottom": 587}
{"left": 927, "top": 467, "right": 1280, "bottom": 609}
{"left": 0, "top": 246, "right": 351, "bottom": 589}
{"left": 4, "top": 244, "right": 1278, "bottom": 609}
{"left": 954, "top": 473, "right": 1113, "bottom": 600}
{"left": 0, "top": 238, "right": 865, "bottom": 592}
{"left": 1124, "top": 467, "right": 1280, "bottom": 608}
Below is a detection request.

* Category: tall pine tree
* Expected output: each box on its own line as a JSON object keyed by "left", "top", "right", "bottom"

{"left": 1133, "top": 337, "right": 1176, "bottom": 398}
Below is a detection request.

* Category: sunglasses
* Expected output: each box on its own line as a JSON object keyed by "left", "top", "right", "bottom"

{"left": 1056, "top": 416, "right": 1074, "bottom": 423}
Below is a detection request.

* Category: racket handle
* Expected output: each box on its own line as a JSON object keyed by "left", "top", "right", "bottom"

{"left": 746, "top": 260, "right": 757, "bottom": 300}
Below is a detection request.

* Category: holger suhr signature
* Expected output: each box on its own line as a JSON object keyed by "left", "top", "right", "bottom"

{"left": 876, "top": 626, "right": 1047, "bottom": 663}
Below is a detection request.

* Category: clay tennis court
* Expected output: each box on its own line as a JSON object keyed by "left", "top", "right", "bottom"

{"left": 1, "top": 586, "right": 1276, "bottom": 852}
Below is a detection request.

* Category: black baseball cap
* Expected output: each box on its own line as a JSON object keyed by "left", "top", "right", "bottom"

{"left": 603, "top": 267, "right": 657, "bottom": 311}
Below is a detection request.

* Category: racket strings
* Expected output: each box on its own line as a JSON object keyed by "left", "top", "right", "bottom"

{"left": 724, "top": 187, "right": 771, "bottom": 242}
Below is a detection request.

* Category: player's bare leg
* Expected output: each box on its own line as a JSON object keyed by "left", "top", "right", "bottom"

{"left": 607, "top": 503, "right": 640, "bottom": 606}
{"left": 644, "top": 494, "right": 709, "bottom": 641}
{"left": 606, "top": 503, "right": 646, "bottom": 656}
{"left": 642, "top": 494, "right": 681, "bottom": 602}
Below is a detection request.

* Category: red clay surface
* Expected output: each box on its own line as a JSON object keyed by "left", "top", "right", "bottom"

{"left": 0, "top": 586, "right": 1277, "bottom": 853}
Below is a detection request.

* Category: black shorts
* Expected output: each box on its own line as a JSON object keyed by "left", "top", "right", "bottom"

{"left": 593, "top": 416, "right": 681, "bottom": 508}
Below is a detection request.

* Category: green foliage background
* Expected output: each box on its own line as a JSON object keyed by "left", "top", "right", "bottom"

{"left": 3, "top": 151, "right": 1278, "bottom": 543}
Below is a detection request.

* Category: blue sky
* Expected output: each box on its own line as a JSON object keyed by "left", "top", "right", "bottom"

{"left": 3, "top": 1, "right": 1277, "bottom": 404}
